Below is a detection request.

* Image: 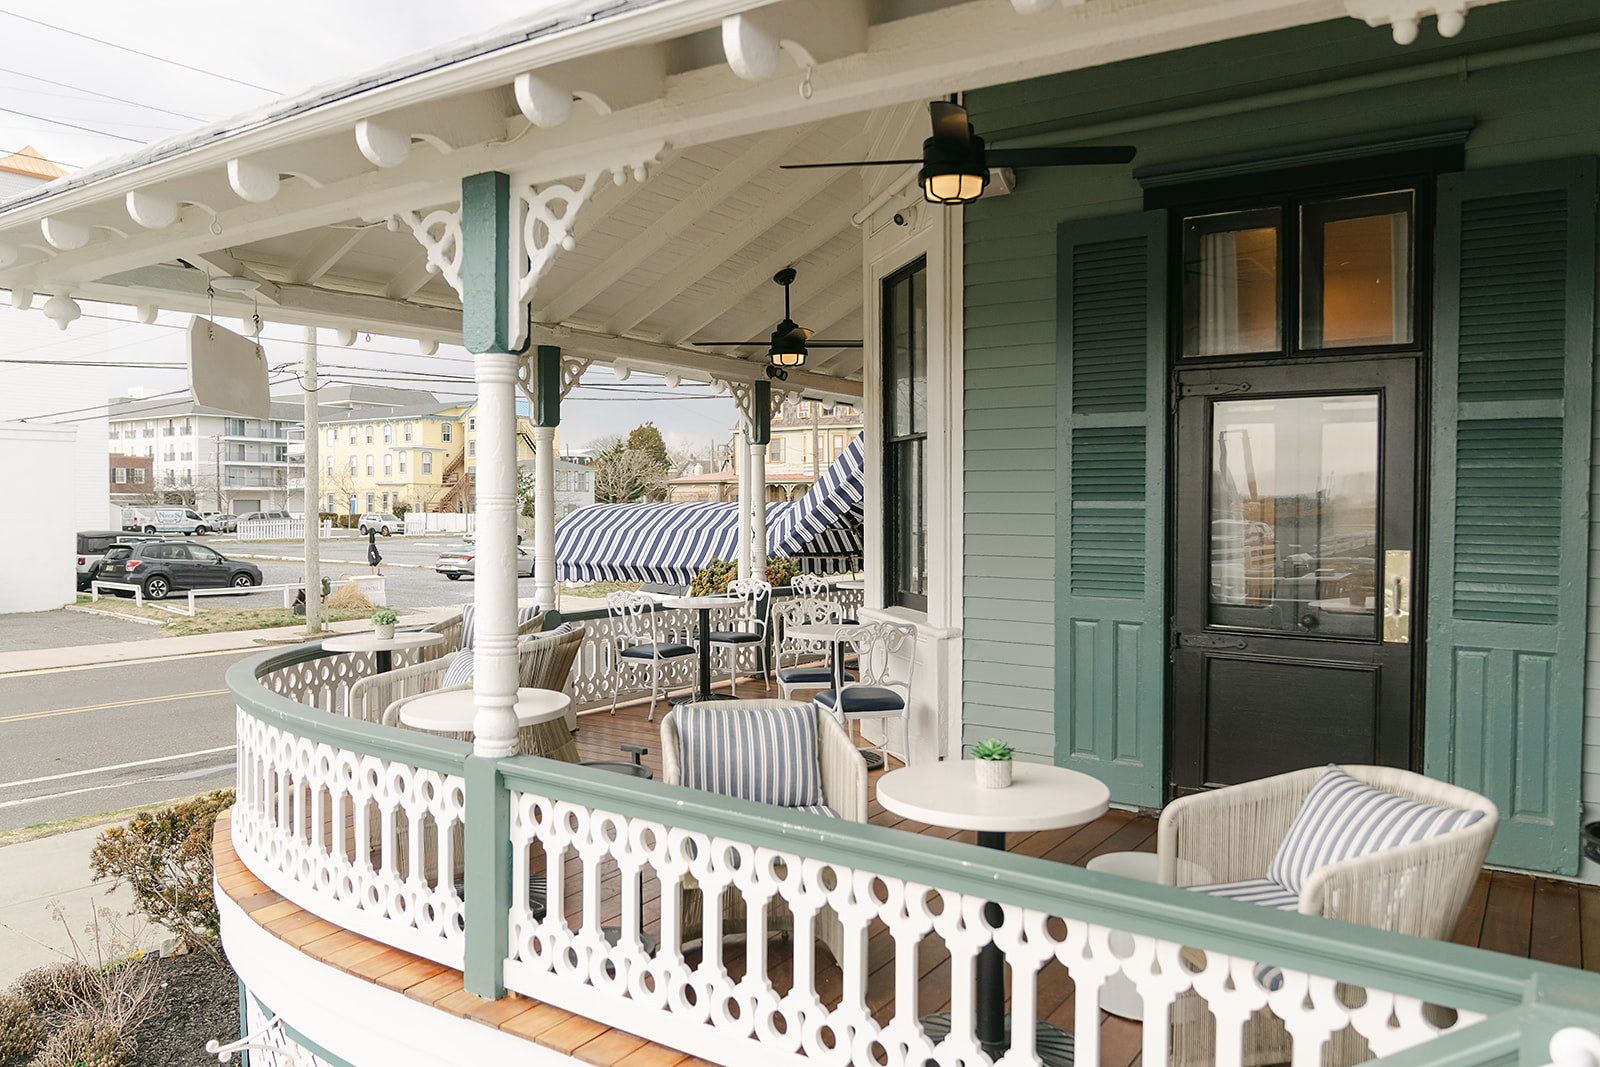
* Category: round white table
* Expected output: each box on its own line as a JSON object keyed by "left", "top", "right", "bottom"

{"left": 660, "top": 594, "right": 741, "bottom": 702}
{"left": 322, "top": 630, "right": 445, "bottom": 674}
{"left": 877, "top": 760, "right": 1110, "bottom": 1066}
{"left": 1083, "top": 852, "right": 1212, "bottom": 1020}
{"left": 400, "top": 687, "right": 574, "bottom": 758}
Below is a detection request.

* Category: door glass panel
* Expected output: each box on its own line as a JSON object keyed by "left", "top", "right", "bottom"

{"left": 1181, "top": 208, "right": 1281, "bottom": 356}
{"left": 1209, "top": 394, "right": 1379, "bottom": 638}
{"left": 1301, "top": 191, "right": 1414, "bottom": 349}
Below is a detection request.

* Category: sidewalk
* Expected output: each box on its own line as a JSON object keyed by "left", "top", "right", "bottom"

{"left": 0, "top": 823, "right": 176, "bottom": 987}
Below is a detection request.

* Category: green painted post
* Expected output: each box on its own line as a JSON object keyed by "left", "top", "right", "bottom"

{"left": 535, "top": 345, "right": 561, "bottom": 427}
{"left": 462, "top": 755, "right": 511, "bottom": 999}
{"left": 461, "top": 171, "right": 514, "bottom": 355}
{"left": 749, "top": 380, "right": 771, "bottom": 445}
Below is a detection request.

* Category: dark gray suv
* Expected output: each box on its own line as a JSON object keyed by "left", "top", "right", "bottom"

{"left": 98, "top": 540, "right": 263, "bottom": 600}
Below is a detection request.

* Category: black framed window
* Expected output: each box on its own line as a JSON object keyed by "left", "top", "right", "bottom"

{"left": 883, "top": 257, "right": 928, "bottom": 611}
{"left": 1175, "top": 183, "right": 1422, "bottom": 360}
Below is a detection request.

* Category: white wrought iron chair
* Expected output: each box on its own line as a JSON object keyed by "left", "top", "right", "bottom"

{"left": 1158, "top": 764, "right": 1498, "bottom": 1067}
{"left": 771, "top": 595, "right": 852, "bottom": 699}
{"left": 812, "top": 620, "right": 916, "bottom": 766}
{"left": 606, "top": 589, "right": 696, "bottom": 719}
{"left": 790, "top": 573, "right": 830, "bottom": 597}
{"left": 708, "top": 577, "right": 771, "bottom": 696}
{"left": 660, "top": 699, "right": 867, "bottom": 964}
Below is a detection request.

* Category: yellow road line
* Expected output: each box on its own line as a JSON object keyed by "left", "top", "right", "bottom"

{"left": 0, "top": 688, "right": 230, "bottom": 725}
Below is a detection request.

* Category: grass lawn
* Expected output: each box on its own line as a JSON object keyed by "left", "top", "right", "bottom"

{"left": 76, "top": 597, "right": 377, "bottom": 636}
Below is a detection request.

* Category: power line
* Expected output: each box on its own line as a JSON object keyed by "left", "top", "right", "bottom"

{"left": 0, "top": 63, "right": 210, "bottom": 123}
{"left": 0, "top": 102, "right": 144, "bottom": 144}
{"left": 0, "top": 143, "right": 80, "bottom": 169}
{"left": 0, "top": 9, "right": 280, "bottom": 94}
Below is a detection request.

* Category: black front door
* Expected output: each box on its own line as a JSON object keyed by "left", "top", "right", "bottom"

{"left": 1170, "top": 357, "right": 1417, "bottom": 794}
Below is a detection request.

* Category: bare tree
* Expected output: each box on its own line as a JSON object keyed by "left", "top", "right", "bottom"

{"left": 593, "top": 448, "right": 670, "bottom": 503}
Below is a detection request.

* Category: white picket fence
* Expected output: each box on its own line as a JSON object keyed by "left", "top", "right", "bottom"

{"left": 236, "top": 519, "right": 336, "bottom": 541}
{"left": 404, "top": 512, "right": 475, "bottom": 536}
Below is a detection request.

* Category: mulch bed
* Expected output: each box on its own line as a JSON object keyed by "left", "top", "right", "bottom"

{"left": 1, "top": 947, "right": 239, "bottom": 1067}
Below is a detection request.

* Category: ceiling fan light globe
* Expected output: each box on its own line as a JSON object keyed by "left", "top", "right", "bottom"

{"left": 922, "top": 169, "right": 987, "bottom": 204}
{"left": 769, "top": 346, "right": 807, "bottom": 367}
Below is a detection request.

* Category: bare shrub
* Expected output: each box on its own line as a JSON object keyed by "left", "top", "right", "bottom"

{"left": 0, "top": 991, "right": 43, "bottom": 1060}
{"left": 42, "top": 905, "right": 166, "bottom": 1035}
{"left": 325, "top": 580, "right": 373, "bottom": 610}
{"left": 9, "top": 961, "right": 93, "bottom": 1012}
{"left": 88, "top": 790, "right": 234, "bottom": 954}
{"left": 29, "top": 1016, "right": 134, "bottom": 1067}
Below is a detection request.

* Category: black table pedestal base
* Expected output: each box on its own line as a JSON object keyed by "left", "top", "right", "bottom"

{"left": 920, "top": 1011, "right": 1074, "bottom": 1067}
{"left": 670, "top": 691, "right": 737, "bottom": 705}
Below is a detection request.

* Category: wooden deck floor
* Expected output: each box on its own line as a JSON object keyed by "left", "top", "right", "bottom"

{"left": 216, "top": 680, "right": 1600, "bottom": 1066}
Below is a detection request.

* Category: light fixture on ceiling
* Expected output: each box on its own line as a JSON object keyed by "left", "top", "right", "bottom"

{"left": 782, "top": 97, "right": 1136, "bottom": 207}
{"left": 692, "top": 267, "right": 862, "bottom": 381}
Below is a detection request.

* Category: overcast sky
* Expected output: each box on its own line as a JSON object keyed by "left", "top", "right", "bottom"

{"left": 0, "top": 0, "right": 740, "bottom": 455}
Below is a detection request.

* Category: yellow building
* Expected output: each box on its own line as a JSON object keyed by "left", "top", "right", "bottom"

{"left": 314, "top": 399, "right": 556, "bottom": 516}
{"left": 316, "top": 405, "right": 466, "bottom": 516}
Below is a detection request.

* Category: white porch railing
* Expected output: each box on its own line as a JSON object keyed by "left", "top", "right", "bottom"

{"left": 227, "top": 641, "right": 1596, "bottom": 1067}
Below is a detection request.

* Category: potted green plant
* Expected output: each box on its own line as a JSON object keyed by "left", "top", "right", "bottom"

{"left": 370, "top": 608, "right": 399, "bottom": 641}
{"left": 972, "top": 737, "right": 1014, "bottom": 789}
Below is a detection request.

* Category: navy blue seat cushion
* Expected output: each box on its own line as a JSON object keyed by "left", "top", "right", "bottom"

{"left": 814, "top": 686, "right": 905, "bottom": 713}
{"left": 708, "top": 630, "right": 762, "bottom": 643}
{"left": 620, "top": 642, "right": 696, "bottom": 659}
{"left": 776, "top": 666, "right": 855, "bottom": 684}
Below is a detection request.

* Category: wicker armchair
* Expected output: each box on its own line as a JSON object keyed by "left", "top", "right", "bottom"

{"left": 1159, "top": 765, "right": 1498, "bottom": 1067}
{"left": 660, "top": 699, "right": 867, "bottom": 965}
{"left": 417, "top": 604, "right": 546, "bottom": 661}
{"left": 345, "top": 612, "right": 544, "bottom": 726}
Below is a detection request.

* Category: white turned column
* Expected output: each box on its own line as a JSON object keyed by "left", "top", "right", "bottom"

{"left": 302, "top": 325, "right": 322, "bottom": 634}
{"left": 532, "top": 425, "right": 557, "bottom": 612}
{"left": 470, "top": 350, "right": 520, "bottom": 757}
{"left": 736, "top": 425, "right": 752, "bottom": 581}
{"left": 750, "top": 438, "right": 767, "bottom": 579}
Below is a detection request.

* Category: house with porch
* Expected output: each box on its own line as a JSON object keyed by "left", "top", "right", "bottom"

{"left": 1, "top": 0, "right": 1598, "bottom": 1062}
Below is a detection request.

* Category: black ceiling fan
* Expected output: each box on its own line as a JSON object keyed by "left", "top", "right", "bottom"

{"left": 781, "top": 98, "right": 1136, "bottom": 204}
{"left": 693, "top": 266, "right": 862, "bottom": 380}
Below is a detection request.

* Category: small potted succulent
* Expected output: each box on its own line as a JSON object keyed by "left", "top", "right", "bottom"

{"left": 973, "top": 737, "right": 1014, "bottom": 789}
{"left": 370, "top": 608, "right": 398, "bottom": 641}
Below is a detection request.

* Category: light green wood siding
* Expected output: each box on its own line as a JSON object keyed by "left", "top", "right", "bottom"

{"left": 1428, "top": 158, "right": 1596, "bottom": 875}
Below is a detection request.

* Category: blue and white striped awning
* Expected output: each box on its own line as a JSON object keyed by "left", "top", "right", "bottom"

{"left": 556, "top": 436, "right": 865, "bottom": 583}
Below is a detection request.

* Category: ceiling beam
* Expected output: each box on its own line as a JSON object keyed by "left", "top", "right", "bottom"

{"left": 288, "top": 228, "right": 369, "bottom": 284}
{"left": 536, "top": 125, "right": 810, "bottom": 324}
{"left": 604, "top": 167, "right": 853, "bottom": 338}
{"left": 711, "top": 238, "right": 859, "bottom": 343}
{"left": 657, "top": 196, "right": 860, "bottom": 344}
{"left": 383, "top": 249, "right": 439, "bottom": 301}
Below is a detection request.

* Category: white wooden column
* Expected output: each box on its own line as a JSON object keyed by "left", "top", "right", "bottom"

{"left": 471, "top": 348, "right": 521, "bottom": 757}
{"left": 737, "top": 423, "right": 753, "bottom": 581}
{"left": 532, "top": 425, "right": 556, "bottom": 611}
{"left": 750, "top": 437, "right": 767, "bottom": 579}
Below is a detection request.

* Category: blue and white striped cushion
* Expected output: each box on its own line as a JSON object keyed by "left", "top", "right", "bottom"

{"left": 1188, "top": 877, "right": 1301, "bottom": 911}
{"left": 460, "top": 603, "right": 542, "bottom": 651}
{"left": 442, "top": 650, "right": 474, "bottom": 688}
{"left": 676, "top": 704, "right": 824, "bottom": 807}
{"left": 1267, "top": 765, "right": 1486, "bottom": 894}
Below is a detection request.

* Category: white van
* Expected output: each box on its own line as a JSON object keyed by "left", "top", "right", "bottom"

{"left": 121, "top": 507, "right": 211, "bottom": 536}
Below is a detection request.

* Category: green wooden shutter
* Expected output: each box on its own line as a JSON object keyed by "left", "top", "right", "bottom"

{"left": 1055, "top": 211, "right": 1167, "bottom": 807}
{"left": 1428, "top": 158, "right": 1596, "bottom": 875}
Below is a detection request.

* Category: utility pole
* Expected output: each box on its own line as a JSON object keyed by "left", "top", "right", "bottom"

{"left": 302, "top": 325, "right": 323, "bottom": 634}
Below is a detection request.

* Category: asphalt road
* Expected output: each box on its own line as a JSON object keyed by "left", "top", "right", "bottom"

{"left": 110, "top": 532, "right": 509, "bottom": 612}
{"left": 0, "top": 651, "right": 250, "bottom": 832}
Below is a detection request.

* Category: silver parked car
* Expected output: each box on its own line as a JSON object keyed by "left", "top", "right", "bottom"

{"left": 436, "top": 544, "right": 535, "bottom": 580}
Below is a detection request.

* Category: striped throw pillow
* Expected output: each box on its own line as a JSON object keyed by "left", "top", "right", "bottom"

{"left": 1267, "top": 765, "right": 1485, "bottom": 894}
{"left": 442, "top": 650, "right": 474, "bottom": 688}
{"left": 676, "top": 704, "right": 824, "bottom": 808}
